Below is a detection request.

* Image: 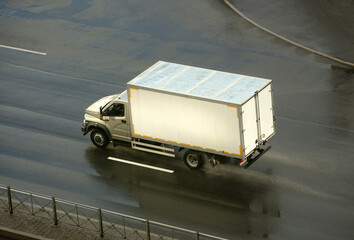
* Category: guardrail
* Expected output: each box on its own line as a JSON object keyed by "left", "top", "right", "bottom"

{"left": 0, "top": 185, "right": 228, "bottom": 240}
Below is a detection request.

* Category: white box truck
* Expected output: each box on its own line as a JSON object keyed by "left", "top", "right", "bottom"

{"left": 82, "top": 61, "right": 275, "bottom": 169}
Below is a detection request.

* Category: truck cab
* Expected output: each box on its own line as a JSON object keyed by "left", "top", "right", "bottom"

{"left": 81, "top": 90, "right": 131, "bottom": 147}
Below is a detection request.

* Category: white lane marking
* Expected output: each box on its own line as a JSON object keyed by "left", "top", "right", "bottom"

{"left": 0, "top": 44, "right": 47, "bottom": 56}
{"left": 108, "top": 157, "right": 174, "bottom": 174}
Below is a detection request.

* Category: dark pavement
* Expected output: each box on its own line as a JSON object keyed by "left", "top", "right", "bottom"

{"left": 0, "top": 0, "right": 353, "bottom": 239}
{"left": 230, "top": 0, "right": 354, "bottom": 62}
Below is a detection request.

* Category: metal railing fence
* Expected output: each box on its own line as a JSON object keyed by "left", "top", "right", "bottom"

{"left": 0, "top": 185, "right": 228, "bottom": 240}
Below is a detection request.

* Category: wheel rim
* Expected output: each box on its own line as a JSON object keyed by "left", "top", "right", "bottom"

{"left": 186, "top": 154, "right": 199, "bottom": 168}
{"left": 94, "top": 133, "right": 105, "bottom": 146}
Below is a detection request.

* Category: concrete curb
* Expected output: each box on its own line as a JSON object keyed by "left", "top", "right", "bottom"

{"left": 224, "top": 0, "right": 354, "bottom": 69}
{"left": 0, "top": 226, "right": 51, "bottom": 240}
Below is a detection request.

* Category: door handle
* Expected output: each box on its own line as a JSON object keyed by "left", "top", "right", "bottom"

{"left": 121, "top": 120, "right": 126, "bottom": 123}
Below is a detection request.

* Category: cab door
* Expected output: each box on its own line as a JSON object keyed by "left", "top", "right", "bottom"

{"left": 103, "top": 102, "right": 131, "bottom": 141}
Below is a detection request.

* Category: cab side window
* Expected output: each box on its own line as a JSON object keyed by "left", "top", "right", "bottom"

{"left": 106, "top": 103, "right": 124, "bottom": 117}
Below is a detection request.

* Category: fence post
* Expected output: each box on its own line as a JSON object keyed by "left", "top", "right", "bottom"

{"left": 52, "top": 197, "right": 58, "bottom": 225}
{"left": 98, "top": 208, "right": 104, "bottom": 238}
{"left": 7, "top": 186, "right": 13, "bottom": 214}
{"left": 30, "top": 194, "right": 34, "bottom": 215}
{"left": 122, "top": 216, "right": 126, "bottom": 238}
{"left": 75, "top": 204, "right": 79, "bottom": 226}
{"left": 195, "top": 232, "right": 200, "bottom": 240}
{"left": 146, "top": 220, "right": 151, "bottom": 240}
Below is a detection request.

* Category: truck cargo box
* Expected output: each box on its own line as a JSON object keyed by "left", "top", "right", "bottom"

{"left": 127, "top": 61, "right": 275, "bottom": 159}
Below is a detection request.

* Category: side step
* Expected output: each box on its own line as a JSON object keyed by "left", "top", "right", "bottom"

{"left": 131, "top": 140, "right": 175, "bottom": 157}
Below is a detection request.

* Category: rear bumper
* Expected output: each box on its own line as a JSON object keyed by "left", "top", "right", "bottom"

{"left": 243, "top": 146, "right": 271, "bottom": 169}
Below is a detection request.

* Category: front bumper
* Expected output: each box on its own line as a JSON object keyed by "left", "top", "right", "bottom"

{"left": 81, "top": 120, "right": 89, "bottom": 135}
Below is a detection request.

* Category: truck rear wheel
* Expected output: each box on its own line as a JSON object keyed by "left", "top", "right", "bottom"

{"left": 90, "top": 129, "right": 109, "bottom": 148}
{"left": 183, "top": 150, "right": 203, "bottom": 169}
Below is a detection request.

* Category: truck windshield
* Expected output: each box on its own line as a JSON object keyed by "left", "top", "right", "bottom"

{"left": 100, "top": 95, "right": 118, "bottom": 110}
{"left": 101, "top": 100, "right": 111, "bottom": 110}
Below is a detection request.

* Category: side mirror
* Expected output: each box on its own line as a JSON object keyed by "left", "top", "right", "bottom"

{"left": 99, "top": 106, "right": 103, "bottom": 120}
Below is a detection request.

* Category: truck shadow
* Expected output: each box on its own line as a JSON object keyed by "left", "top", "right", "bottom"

{"left": 85, "top": 145, "right": 280, "bottom": 239}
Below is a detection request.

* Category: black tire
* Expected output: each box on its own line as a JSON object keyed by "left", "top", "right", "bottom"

{"left": 183, "top": 150, "right": 203, "bottom": 169}
{"left": 90, "top": 129, "right": 109, "bottom": 148}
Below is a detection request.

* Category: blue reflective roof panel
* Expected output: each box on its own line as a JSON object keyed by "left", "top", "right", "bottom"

{"left": 189, "top": 71, "right": 242, "bottom": 98}
{"left": 162, "top": 67, "right": 214, "bottom": 93}
{"left": 128, "top": 61, "right": 271, "bottom": 105}
{"left": 130, "top": 62, "right": 186, "bottom": 89}
{"left": 215, "top": 76, "right": 270, "bottom": 103}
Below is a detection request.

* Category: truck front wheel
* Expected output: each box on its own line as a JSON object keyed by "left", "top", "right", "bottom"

{"left": 90, "top": 129, "right": 109, "bottom": 148}
{"left": 183, "top": 150, "right": 203, "bottom": 169}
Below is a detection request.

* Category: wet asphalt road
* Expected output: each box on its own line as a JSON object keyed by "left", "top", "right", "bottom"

{"left": 1, "top": 0, "right": 354, "bottom": 239}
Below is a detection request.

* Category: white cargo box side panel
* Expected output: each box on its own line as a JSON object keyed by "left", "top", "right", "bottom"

{"left": 258, "top": 84, "right": 275, "bottom": 141}
{"left": 129, "top": 87, "right": 243, "bottom": 157}
{"left": 242, "top": 97, "right": 258, "bottom": 156}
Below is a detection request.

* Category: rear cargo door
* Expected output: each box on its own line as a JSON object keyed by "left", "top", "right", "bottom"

{"left": 242, "top": 97, "right": 258, "bottom": 156}
{"left": 257, "top": 84, "right": 275, "bottom": 142}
